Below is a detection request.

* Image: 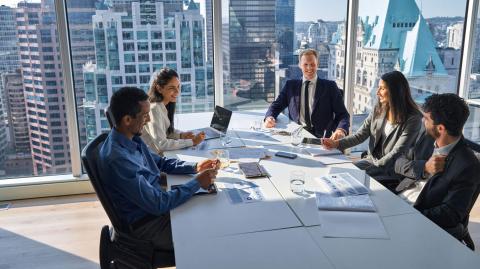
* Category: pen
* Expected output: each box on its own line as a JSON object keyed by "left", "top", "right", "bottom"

{"left": 322, "top": 130, "right": 327, "bottom": 139}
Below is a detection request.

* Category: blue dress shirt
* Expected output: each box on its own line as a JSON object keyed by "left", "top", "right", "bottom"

{"left": 98, "top": 128, "right": 200, "bottom": 225}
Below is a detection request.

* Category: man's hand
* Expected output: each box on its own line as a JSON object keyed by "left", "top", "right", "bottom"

{"left": 192, "top": 132, "right": 205, "bottom": 145}
{"left": 424, "top": 154, "right": 446, "bottom": 176}
{"left": 196, "top": 159, "right": 220, "bottom": 172}
{"left": 321, "top": 138, "right": 339, "bottom": 150}
{"left": 180, "top": 131, "right": 195, "bottom": 139}
{"left": 264, "top": 116, "right": 276, "bottom": 128}
{"left": 195, "top": 169, "right": 218, "bottom": 189}
{"left": 330, "top": 129, "right": 346, "bottom": 140}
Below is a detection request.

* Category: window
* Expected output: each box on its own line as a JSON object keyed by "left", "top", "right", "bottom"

{"left": 349, "top": 0, "right": 467, "bottom": 152}
{"left": 151, "top": 42, "right": 162, "bottom": 50}
{"left": 166, "top": 53, "right": 176, "bottom": 61}
{"left": 137, "top": 31, "right": 148, "bottom": 40}
{"left": 125, "top": 75, "right": 137, "bottom": 84}
{"left": 152, "top": 31, "right": 162, "bottom": 39}
{"left": 124, "top": 53, "right": 135, "bottom": 62}
{"left": 122, "top": 31, "right": 133, "bottom": 40}
{"left": 165, "top": 42, "right": 176, "bottom": 50}
{"left": 466, "top": 1, "right": 480, "bottom": 144}
{"left": 139, "top": 64, "right": 150, "bottom": 73}
{"left": 152, "top": 53, "right": 163, "bottom": 61}
{"left": 123, "top": 42, "right": 134, "bottom": 51}
{"left": 138, "top": 53, "right": 149, "bottom": 62}
{"left": 137, "top": 42, "right": 149, "bottom": 51}
{"left": 125, "top": 65, "right": 136, "bottom": 73}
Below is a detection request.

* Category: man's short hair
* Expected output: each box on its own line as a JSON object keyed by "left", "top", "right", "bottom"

{"left": 423, "top": 93, "right": 470, "bottom": 137}
{"left": 298, "top": 49, "right": 318, "bottom": 62}
{"left": 110, "top": 87, "right": 149, "bottom": 126}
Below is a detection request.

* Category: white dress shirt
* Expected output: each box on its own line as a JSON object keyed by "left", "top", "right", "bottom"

{"left": 141, "top": 102, "right": 193, "bottom": 154}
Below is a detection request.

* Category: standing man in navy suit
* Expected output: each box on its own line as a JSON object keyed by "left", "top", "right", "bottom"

{"left": 264, "top": 49, "right": 350, "bottom": 139}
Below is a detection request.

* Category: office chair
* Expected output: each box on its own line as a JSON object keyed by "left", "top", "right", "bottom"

{"left": 82, "top": 133, "right": 175, "bottom": 268}
{"left": 105, "top": 106, "right": 115, "bottom": 129}
{"left": 462, "top": 150, "right": 480, "bottom": 251}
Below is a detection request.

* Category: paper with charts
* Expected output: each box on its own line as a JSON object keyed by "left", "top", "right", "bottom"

{"left": 222, "top": 181, "right": 265, "bottom": 204}
{"left": 315, "top": 173, "right": 376, "bottom": 212}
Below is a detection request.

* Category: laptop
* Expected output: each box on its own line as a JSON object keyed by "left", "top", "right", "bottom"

{"left": 192, "top": 106, "right": 233, "bottom": 140}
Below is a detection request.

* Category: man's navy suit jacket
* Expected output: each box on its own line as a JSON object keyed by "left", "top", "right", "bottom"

{"left": 265, "top": 78, "right": 350, "bottom": 138}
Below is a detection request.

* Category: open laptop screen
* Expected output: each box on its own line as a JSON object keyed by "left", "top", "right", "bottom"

{"left": 210, "top": 106, "right": 232, "bottom": 133}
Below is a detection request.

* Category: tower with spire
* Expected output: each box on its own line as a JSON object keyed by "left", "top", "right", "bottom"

{"left": 331, "top": 0, "right": 456, "bottom": 114}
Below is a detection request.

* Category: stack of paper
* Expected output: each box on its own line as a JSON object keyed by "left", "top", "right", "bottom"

{"left": 315, "top": 173, "right": 376, "bottom": 212}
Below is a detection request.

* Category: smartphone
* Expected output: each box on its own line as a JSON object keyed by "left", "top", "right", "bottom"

{"left": 302, "top": 137, "right": 322, "bottom": 145}
{"left": 275, "top": 151, "right": 297, "bottom": 159}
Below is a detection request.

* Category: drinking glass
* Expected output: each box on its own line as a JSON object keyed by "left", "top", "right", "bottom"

{"left": 290, "top": 170, "right": 306, "bottom": 194}
{"left": 220, "top": 132, "right": 232, "bottom": 147}
{"left": 252, "top": 119, "right": 263, "bottom": 131}
{"left": 291, "top": 129, "right": 303, "bottom": 146}
{"left": 216, "top": 149, "right": 230, "bottom": 170}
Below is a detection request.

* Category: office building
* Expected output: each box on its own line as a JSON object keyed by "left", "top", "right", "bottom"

{"left": 332, "top": 0, "right": 455, "bottom": 113}
{"left": 17, "top": 1, "right": 71, "bottom": 175}
{"left": 447, "top": 22, "right": 463, "bottom": 49}
{"left": 84, "top": 0, "right": 210, "bottom": 142}
{"left": 2, "top": 71, "right": 29, "bottom": 154}
{"left": 0, "top": 5, "right": 19, "bottom": 74}
{"left": 223, "top": 0, "right": 277, "bottom": 108}
{"left": 276, "top": 0, "right": 295, "bottom": 68}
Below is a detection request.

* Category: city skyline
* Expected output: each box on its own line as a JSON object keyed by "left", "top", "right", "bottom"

{"left": 2, "top": 0, "right": 468, "bottom": 20}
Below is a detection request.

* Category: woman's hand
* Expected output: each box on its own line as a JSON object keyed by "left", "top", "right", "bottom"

{"left": 321, "top": 138, "right": 339, "bottom": 150}
{"left": 191, "top": 132, "right": 205, "bottom": 145}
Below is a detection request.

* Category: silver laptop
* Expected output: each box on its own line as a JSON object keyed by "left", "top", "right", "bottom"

{"left": 192, "top": 106, "right": 232, "bottom": 140}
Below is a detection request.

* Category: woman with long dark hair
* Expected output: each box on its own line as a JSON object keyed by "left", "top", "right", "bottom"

{"left": 142, "top": 68, "right": 204, "bottom": 153}
{"left": 322, "top": 71, "right": 422, "bottom": 187}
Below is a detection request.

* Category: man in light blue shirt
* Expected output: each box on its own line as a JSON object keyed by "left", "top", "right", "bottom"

{"left": 98, "top": 86, "right": 219, "bottom": 251}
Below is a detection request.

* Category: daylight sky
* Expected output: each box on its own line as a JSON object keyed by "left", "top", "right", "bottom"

{"left": 2, "top": 0, "right": 468, "bottom": 21}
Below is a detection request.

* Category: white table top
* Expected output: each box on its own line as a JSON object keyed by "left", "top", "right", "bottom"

{"left": 307, "top": 213, "right": 480, "bottom": 269}
{"left": 174, "top": 227, "right": 335, "bottom": 269}
{"left": 168, "top": 110, "right": 479, "bottom": 268}
{"left": 167, "top": 168, "right": 302, "bottom": 244}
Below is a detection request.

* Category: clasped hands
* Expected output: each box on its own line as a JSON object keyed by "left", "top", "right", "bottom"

{"left": 195, "top": 159, "right": 221, "bottom": 189}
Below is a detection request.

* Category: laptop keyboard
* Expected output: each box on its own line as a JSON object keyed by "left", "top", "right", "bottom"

{"left": 204, "top": 128, "right": 220, "bottom": 138}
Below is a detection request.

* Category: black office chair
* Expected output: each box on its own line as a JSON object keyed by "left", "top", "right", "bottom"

{"left": 455, "top": 142, "right": 480, "bottom": 251}
{"left": 105, "top": 106, "right": 115, "bottom": 129}
{"left": 82, "top": 133, "right": 175, "bottom": 268}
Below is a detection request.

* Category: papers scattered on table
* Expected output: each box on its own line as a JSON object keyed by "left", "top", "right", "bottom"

{"left": 223, "top": 182, "right": 265, "bottom": 204}
{"left": 303, "top": 146, "right": 342, "bottom": 157}
{"left": 319, "top": 173, "right": 369, "bottom": 196}
{"left": 316, "top": 154, "right": 352, "bottom": 165}
{"left": 315, "top": 173, "right": 375, "bottom": 212}
{"left": 227, "top": 147, "right": 268, "bottom": 162}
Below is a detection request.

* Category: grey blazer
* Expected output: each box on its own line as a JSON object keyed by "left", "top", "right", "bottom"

{"left": 338, "top": 110, "right": 422, "bottom": 168}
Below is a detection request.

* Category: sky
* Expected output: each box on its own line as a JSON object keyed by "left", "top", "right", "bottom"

{"left": 2, "top": 0, "right": 468, "bottom": 21}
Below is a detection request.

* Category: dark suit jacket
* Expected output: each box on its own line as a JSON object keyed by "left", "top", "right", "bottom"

{"left": 265, "top": 78, "right": 350, "bottom": 138}
{"left": 394, "top": 127, "right": 435, "bottom": 192}
{"left": 414, "top": 138, "right": 480, "bottom": 239}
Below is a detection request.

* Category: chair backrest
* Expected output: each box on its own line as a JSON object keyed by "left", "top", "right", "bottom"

{"left": 105, "top": 106, "right": 115, "bottom": 129}
{"left": 81, "top": 132, "right": 130, "bottom": 233}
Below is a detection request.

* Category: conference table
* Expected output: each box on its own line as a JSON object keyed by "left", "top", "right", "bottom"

{"left": 164, "top": 110, "right": 480, "bottom": 269}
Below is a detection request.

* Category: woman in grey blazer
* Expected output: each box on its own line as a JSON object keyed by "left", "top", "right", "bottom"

{"left": 323, "top": 71, "right": 422, "bottom": 188}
